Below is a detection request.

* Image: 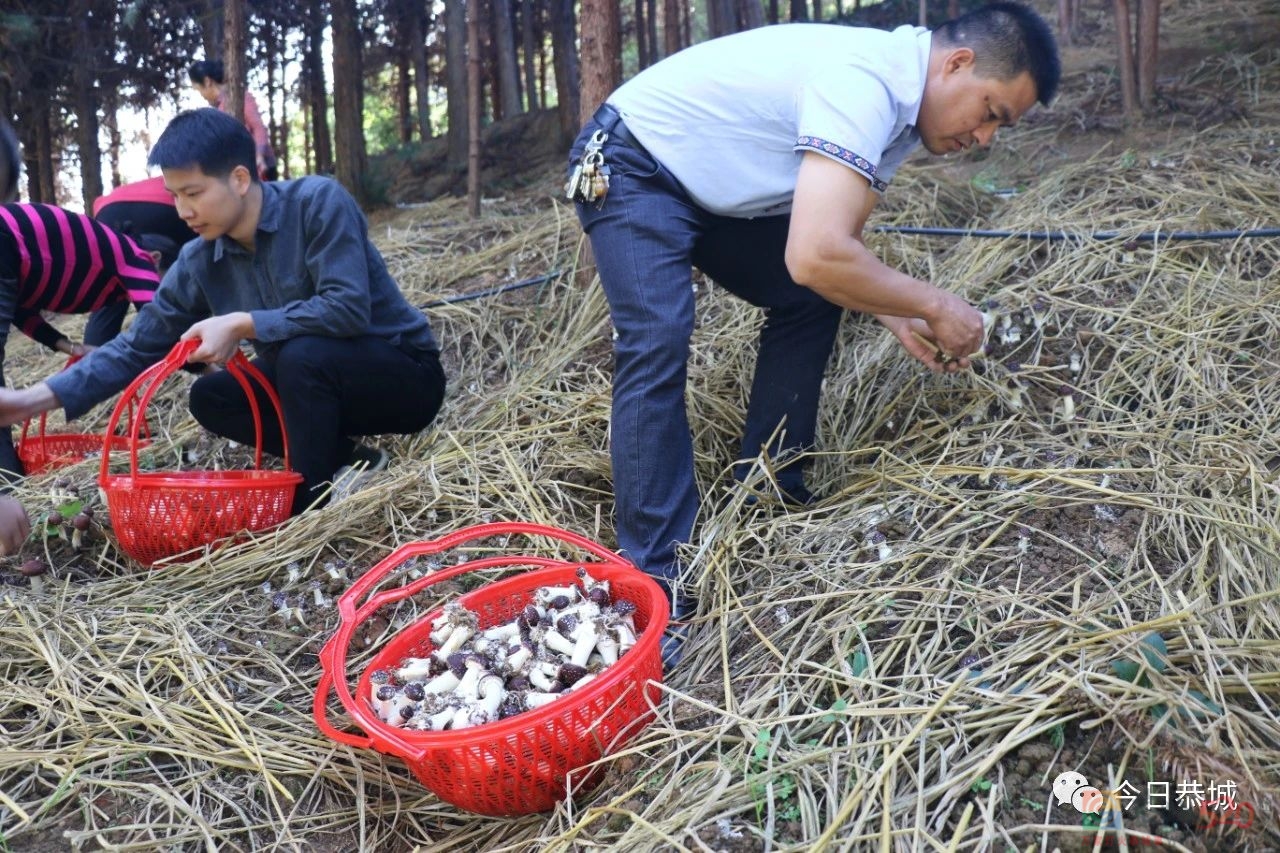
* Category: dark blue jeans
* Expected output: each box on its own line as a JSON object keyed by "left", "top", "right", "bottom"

{"left": 188, "top": 335, "right": 446, "bottom": 515}
{"left": 571, "top": 119, "right": 843, "bottom": 590}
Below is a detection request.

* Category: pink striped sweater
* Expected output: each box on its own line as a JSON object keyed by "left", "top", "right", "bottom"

{"left": 0, "top": 203, "right": 160, "bottom": 352}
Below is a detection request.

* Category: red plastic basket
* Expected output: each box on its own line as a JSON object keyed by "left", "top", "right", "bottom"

{"left": 97, "top": 339, "right": 303, "bottom": 567}
{"left": 16, "top": 354, "right": 151, "bottom": 474}
{"left": 315, "top": 522, "right": 669, "bottom": 816}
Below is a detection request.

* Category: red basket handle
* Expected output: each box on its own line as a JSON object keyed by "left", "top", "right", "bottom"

{"left": 314, "top": 522, "right": 636, "bottom": 754}
{"left": 97, "top": 339, "right": 296, "bottom": 483}
{"left": 19, "top": 353, "right": 151, "bottom": 450}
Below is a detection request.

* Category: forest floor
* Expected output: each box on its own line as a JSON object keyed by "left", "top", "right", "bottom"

{"left": 3, "top": 1, "right": 1280, "bottom": 851}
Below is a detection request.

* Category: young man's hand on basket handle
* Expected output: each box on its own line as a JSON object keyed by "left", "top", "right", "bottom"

{"left": 181, "top": 313, "right": 255, "bottom": 365}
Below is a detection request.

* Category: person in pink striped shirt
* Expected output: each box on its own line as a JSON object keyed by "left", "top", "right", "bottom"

{"left": 0, "top": 204, "right": 177, "bottom": 495}
{"left": 189, "top": 60, "right": 279, "bottom": 181}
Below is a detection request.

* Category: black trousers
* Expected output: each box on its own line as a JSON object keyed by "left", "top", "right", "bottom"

{"left": 188, "top": 334, "right": 446, "bottom": 514}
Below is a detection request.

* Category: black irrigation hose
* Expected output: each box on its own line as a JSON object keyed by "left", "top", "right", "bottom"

{"left": 420, "top": 270, "right": 564, "bottom": 308}
{"left": 871, "top": 225, "right": 1280, "bottom": 242}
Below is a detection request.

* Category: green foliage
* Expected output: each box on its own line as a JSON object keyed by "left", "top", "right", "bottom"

{"left": 748, "top": 728, "right": 802, "bottom": 824}
{"left": 1109, "top": 632, "right": 1224, "bottom": 723}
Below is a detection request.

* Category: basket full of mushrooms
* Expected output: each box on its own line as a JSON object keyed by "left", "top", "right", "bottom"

{"left": 314, "top": 522, "right": 669, "bottom": 816}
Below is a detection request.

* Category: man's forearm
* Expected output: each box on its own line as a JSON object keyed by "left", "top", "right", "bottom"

{"left": 0, "top": 382, "right": 62, "bottom": 427}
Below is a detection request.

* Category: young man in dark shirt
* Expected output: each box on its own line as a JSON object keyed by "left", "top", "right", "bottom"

{"left": 0, "top": 108, "right": 447, "bottom": 541}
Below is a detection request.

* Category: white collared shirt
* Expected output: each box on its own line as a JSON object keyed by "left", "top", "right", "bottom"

{"left": 609, "top": 23, "right": 930, "bottom": 218}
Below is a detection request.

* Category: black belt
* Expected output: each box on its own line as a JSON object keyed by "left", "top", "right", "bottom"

{"left": 592, "top": 104, "right": 652, "bottom": 158}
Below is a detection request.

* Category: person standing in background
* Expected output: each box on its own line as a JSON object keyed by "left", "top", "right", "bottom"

{"left": 188, "top": 59, "right": 279, "bottom": 181}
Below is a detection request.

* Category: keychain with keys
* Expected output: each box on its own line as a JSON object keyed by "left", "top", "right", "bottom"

{"left": 565, "top": 130, "right": 610, "bottom": 207}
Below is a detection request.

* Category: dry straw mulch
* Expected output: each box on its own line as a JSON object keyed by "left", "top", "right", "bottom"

{"left": 4, "top": 13, "right": 1280, "bottom": 853}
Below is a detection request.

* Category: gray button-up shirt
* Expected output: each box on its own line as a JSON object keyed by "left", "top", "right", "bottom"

{"left": 48, "top": 175, "right": 438, "bottom": 420}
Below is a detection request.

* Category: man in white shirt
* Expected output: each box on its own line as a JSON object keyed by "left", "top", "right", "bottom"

{"left": 569, "top": 2, "right": 1060, "bottom": 639}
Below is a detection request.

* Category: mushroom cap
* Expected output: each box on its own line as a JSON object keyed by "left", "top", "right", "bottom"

{"left": 556, "top": 663, "right": 589, "bottom": 687}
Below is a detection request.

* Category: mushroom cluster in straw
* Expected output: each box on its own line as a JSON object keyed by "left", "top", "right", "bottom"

{"left": 367, "top": 567, "right": 640, "bottom": 730}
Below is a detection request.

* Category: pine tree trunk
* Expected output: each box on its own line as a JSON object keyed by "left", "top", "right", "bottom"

{"left": 579, "top": 0, "right": 621, "bottom": 125}
{"left": 740, "top": 0, "right": 764, "bottom": 30}
{"left": 646, "top": 0, "right": 658, "bottom": 62}
{"left": 73, "top": 9, "right": 103, "bottom": 209}
{"left": 550, "top": 0, "right": 581, "bottom": 142}
{"left": 789, "top": 0, "right": 806, "bottom": 21}
{"left": 265, "top": 17, "right": 278, "bottom": 148}
{"left": 811, "top": 0, "right": 821, "bottom": 21}
{"left": 222, "top": 0, "right": 246, "bottom": 121}
{"left": 278, "top": 66, "right": 289, "bottom": 178}
{"left": 302, "top": 95, "right": 313, "bottom": 173}
{"left": 1113, "top": 0, "right": 1138, "bottom": 117}
{"left": 446, "top": 0, "right": 469, "bottom": 164}
{"left": 306, "top": 0, "right": 332, "bottom": 174}
{"left": 34, "top": 104, "right": 56, "bottom": 203}
{"left": 410, "top": 2, "right": 432, "bottom": 139}
{"left": 1136, "top": 0, "right": 1159, "bottom": 109}
{"left": 397, "top": 50, "right": 413, "bottom": 144}
{"left": 104, "top": 103, "right": 122, "bottom": 189}
{"left": 493, "top": 0, "right": 523, "bottom": 118}
{"left": 467, "top": 0, "right": 483, "bottom": 217}
{"left": 637, "top": 0, "right": 650, "bottom": 68}
{"left": 331, "top": 0, "right": 367, "bottom": 199}
{"left": 663, "top": 0, "right": 682, "bottom": 55}
{"left": 203, "top": 0, "right": 225, "bottom": 58}
{"left": 521, "top": 0, "right": 541, "bottom": 110}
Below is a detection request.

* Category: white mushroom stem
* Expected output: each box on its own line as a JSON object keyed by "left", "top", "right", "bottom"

{"left": 428, "top": 621, "right": 455, "bottom": 647}
{"left": 529, "top": 667, "right": 557, "bottom": 692}
{"left": 1061, "top": 393, "right": 1076, "bottom": 420}
{"left": 434, "top": 624, "right": 475, "bottom": 660}
{"left": 395, "top": 657, "right": 435, "bottom": 682}
{"left": 523, "top": 691, "right": 562, "bottom": 710}
{"left": 471, "top": 674, "right": 505, "bottom": 722}
{"left": 505, "top": 643, "right": 534, "bottom": 674}
{"left": 542, "top": 628, "right": 577, "bottom": 658}
{"left": 449, "top": 705, "right": 474, "bottom": 730}
{"left": 427, "top": 703, "right": 457, "bottom": 731}
{"left": 481, "top": 621, "right": 522, "bottom": 642}
{"left": 596, "top": 630, "right": 620, "bottom": 666}
{"left": 615, "top": 622, "right": 637, "bottom": 655}
{"left": 556, "top": 600, "right": 602, "bottom": 624}
{"left": 423, "top": 668, "right": 461, "bottom": 695}
{"left": 570, "top": 620, "right": 599, "bottom": 667}
{"left": 455, "top": 658, "right": 488, "bottom": 701}
{"left": 371, "top": 685, "right": 397, "bottom": 721}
